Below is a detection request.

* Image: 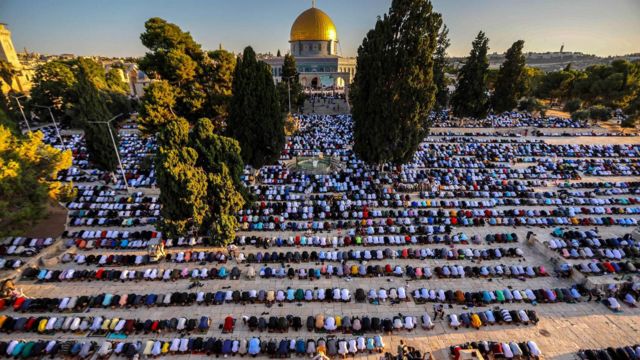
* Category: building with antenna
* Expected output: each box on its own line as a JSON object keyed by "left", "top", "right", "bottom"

{"left": 264, "top": 2, "right": 356, "bottom": 92}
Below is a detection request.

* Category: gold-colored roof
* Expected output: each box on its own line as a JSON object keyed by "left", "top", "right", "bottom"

{"left": 290, "top": 7, "right": 338, "bottom": 42}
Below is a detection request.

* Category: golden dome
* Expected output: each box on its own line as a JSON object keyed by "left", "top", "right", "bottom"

{"left": 290, "top": 7, "right": 338, "bottom": 42}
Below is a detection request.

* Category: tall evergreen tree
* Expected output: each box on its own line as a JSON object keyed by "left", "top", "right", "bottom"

{"left": 191, "top": 117, "right": 247, "bottom": 200}
{"left": 156, "top": 117, "right": 245, "bottom": 243}
{"left": 73, "top": 62, "right": 119, "bottom": 172}
{"left": 156, "top": 145, "right": 209, "bottom": 238}
{"left": 492, "top": 40, "right": 527, "bottom": 113}
{"left": 433, "top": 24, "right": 451, "bottom": 110}
{"left": 139, "top": 18, "right": 247, "bottom": 245}
{"left": 451, "top": 31, "right": 490, "bottom": 118}
{"left": 277, "top": 54, "right": 304, "bottom": 113}
{"left": 351, "top": 0, "right": 441, "bottom": 165}
{"left": 227, "top": 46, "right": 284, "bottom": 169}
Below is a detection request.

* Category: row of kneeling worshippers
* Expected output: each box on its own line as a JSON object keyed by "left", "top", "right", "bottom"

{"left": 410, "top": 286, "right": 585, "bottom": 304}
{"left": 60, "top": 246, "right": 523, "bottom": 267}
{"left": 237, "top": 247, "right": 523, "bottom": 263}
{"left": 552, "top": 242, "right": 640, "bottom": 260}
{"left": 578, "top": 345, "right": 640, "bottom": 360}
{"left": 237, "top": 214, "right": 639, "bottom": 230}
{"left": 5, "top": 288, "right": 360, "bottom": 312}
{"left": 0, "top": 237, "right": 55, "bottom": 256}
{"left": 21, "top": 263, "right": 550, "bottom": 283}
{"left": 241, "top": 314, "right": 419, "bottom": 333}
{"left": 451, "top": 340, "right": 542, "bottom": 359}
{"left": 2, "top": 285, "right": 587, "bottom": 314}
{"left": 242, "top": 309, "right": 535, "bottom": 334}
{"left": 573, "top": 261, "right": 639, "bottom": 275}
{"left": 239, "top": 202, "right": 640, "bottom": 221}
{"left": 22, "top": 266, "right": 241, "bottom": 282}
{"left": 235, "top": 233, "right": 488, "bottom": 248}
{"left": 0, "top": 336, "right": 386, "bottom": 358}
{"left": 256, "top": 263, "right": 548, "bottom": 280}
{"left": 0, "top": 315, "right": 210, "bottom": 334}
{"left": 447, "top": 308, "right": 538, "bottom": 329}
{"left": 61, "top": 250, "right": 228, "bottom": 266}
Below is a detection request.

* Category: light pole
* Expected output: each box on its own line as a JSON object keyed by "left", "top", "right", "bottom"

{"left": 89, "top": 114, "right": 130, "bottom": 193}
{"left": 34, "top": 104, "right": 65, "bottom": 148}
{"left": 10, "top": 95, "right": 31, "bottom": 132}
{"left": 283, "top": 75, "right": 296, "bottom": 114}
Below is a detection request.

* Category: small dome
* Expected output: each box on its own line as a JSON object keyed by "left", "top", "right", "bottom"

{"left": 290, "top": 7, "right": 338, "bottom": 42}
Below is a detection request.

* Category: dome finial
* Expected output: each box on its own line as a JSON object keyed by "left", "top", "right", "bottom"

{"left": 312, "top": 0, "right": 316, "bottom": 8}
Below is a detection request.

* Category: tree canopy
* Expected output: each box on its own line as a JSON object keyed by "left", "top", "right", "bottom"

{"left": 138, "top": 17, "right": 247, "bottom": 244}
{"left": 572, "top": 60, "right": 640, "bottom": 109}
{"left": 0, "top": 60, "right": 14, "bottom": 87}
{"left": 138, "top": 17, "right": 234, "bottom": 126}
{"left": 277, "top": 54, "right": 304, "bottom": 113}
{"left": 138, "top": 80, "right": 178, "bottom": 134}
{"left": 433, "top": 24, "right": 451, "bottom": 110}
{"left": 0, "top": 124, "right": 75, "bottom": 236}
{"left": 155, "top": 117, "right": 245, "bottom": 243}
{"left": 351, "top": 0, "right": 442, "bottom": 165}
{"left": 72, "top": 60, "right": 120, "bottom": 172}
{"left": 29, "top": 60, "right": 78, "bottom": 123}
{"left": 451, "top": 31, "right": 490, "bottom": 119}
{"left": 29, "top": 58, "right": 131, "bottom": 127}
{"left": 227, "top": 46, "right": 284, "bottom": 169}
{"left": 207, "top": 49, "right": 236, "bottom": 120}
{"left": 492, "top": 40, "right": 527, "bottom": 113}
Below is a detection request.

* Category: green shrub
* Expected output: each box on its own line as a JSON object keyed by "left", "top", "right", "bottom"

{"left": 588, "top": 105, "right": 612, "bottom": 121}
{"left": 563, "top": 99, "right": 581, "bottom": 113}
{"left": 621, "top": 117, "right": 637, "bottom": 128}
{"left": 571, "top": 110, "right": 589, "bottom": 121}
{"left": 517, "top": 97, "right": 543, "bottom": 112}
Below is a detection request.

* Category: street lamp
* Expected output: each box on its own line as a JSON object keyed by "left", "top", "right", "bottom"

{"left": 10, "top": 95, "right": 31, "bottom": 132}
{"left": 88, "top": 114, "right": 130, "bottom": 193}
{"left": 33, "top": 104, "right": 65, "bottom": 148}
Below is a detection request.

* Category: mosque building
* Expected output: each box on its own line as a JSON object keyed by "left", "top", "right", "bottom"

{"left": 264, "top": 3, "right": 356, "bottom": 92}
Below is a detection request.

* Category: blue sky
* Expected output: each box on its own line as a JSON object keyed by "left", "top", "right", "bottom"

{"left": 2, "top": 0, "right": 639, "bottom": 58}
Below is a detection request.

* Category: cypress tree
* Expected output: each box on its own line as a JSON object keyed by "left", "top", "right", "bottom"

{"left": 351, "top": 0, "right": 442, "bottom": 165}
{"left": 191, "top": 117, "right": 248, "bottom": 200}
{"left": 451, "top": 31, "right": 490, "bottom": 119}
{"left": 433, "top": 24, "right": 451, "bottom": 110}
{"left": 155, "top": 116, "right": 245, "bottom": 244}
{"left": 227, "top": 46, "right": 284, "bottom": 169}
{"left": 492, "top": 40, "right": 527, "bottom": 113}
{"left": 73, "top": 62, "right": 119, "bottom": 172}
{"left": 278, "top": 54, "right": 304, "bottom": 113}
{"left": 156, "top": 145, "right": 208, "bottom": 238}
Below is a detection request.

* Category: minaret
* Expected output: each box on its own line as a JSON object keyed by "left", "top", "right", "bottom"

{"left": 0, "top": 24, "right": 22, "bottom": 68}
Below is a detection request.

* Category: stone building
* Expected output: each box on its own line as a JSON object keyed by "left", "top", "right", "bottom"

{"left": 0, "top": 23, "right": 33, "bottom": 94}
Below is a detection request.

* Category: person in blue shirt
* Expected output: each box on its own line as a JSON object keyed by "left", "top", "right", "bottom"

{"left": 248, "top": 337, "right": 260, "bottom": 357}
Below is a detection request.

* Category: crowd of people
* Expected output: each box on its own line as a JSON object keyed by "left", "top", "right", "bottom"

{"left": 2, "top": 111, "right": 639, "bottom": 359}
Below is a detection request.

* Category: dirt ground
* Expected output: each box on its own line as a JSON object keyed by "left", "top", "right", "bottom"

{"left": 23, "top": 202, "right": 68, "bottom": 239}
